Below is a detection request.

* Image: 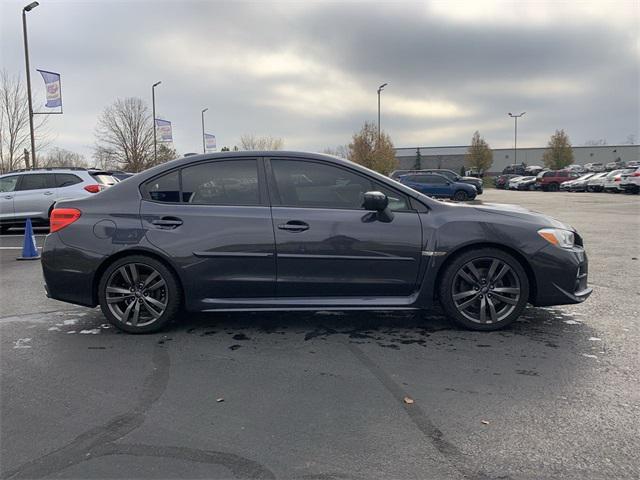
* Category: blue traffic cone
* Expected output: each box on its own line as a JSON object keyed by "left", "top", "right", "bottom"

{"left": 17, "top": 218, "right": 40, "bottom": 261}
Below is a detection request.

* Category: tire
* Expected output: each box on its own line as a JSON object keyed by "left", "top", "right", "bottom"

{"left": 438, "top": 248, "right": 529, "bottom": 331}
{"left": 453, "top": 190, "right": 468, "bottom": 201}
{"left": 98, "top": 255, "right": 182, "bottom": 334}
{"left": 548, "top": 183, "right": 559, "bottom": 192}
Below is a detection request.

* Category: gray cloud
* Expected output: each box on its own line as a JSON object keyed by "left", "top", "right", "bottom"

{"left": 1, "top": 0, "right": 637, "bottom": 159}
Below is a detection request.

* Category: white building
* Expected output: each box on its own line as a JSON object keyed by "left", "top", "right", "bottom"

{"left": 394, "top": 144, "right": 640, "bottom": 174}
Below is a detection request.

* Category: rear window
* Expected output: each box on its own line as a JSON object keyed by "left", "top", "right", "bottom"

{"left": 90, "top": 173, "right": 117, "bottom": 185}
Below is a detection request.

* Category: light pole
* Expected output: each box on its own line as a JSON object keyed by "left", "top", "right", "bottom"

{"left": 201, "top": 108, "right": 208, "bottom": 154}
{"left": 508, "top": 112, "right": 526, "bottom": 165}
{"left": 152, "top": 81, "right": 161, "bottom": 163}
{"left": 377, "top": 83, "right": 387, "bottom": 142}
{"left": 22, "top": 1, "right": 39, "bottom": 169}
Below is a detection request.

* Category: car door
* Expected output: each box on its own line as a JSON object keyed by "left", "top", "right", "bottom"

{"left": 0, "top": 175, "right": 20, "bottom": 221}
{"left": 12, "top": 173, "right": 56, "bottom": 220}
{"left": 267, "top": 157, "right": 423, "bottom": 298}
{"left": 140, "top": 157, "right": 276, "bottom": 302}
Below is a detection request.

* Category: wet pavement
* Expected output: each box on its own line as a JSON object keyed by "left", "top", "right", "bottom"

{"left": 1, "top": 189, "right": 639, "bottom": 479}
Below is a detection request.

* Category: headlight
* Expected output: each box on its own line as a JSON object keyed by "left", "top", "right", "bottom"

{"left": 538, "top": 228, "right": 575, "bottom": 248}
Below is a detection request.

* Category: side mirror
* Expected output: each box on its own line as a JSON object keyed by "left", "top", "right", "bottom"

{"left": 363, "top": 191, "right": 388, "bottom": 211}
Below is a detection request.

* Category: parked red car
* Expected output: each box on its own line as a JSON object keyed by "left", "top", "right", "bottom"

{"left": 536, "top": 170, "right": 580, "bottom": 191}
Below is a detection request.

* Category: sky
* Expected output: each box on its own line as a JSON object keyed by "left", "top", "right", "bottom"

{"left": 1, "top": 0, "right": 638, "bottom": 159}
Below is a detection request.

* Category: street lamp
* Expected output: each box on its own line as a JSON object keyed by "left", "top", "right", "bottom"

{"left": 152, "top": 81, "right": 161, "bottom": 163}
{"left": 377, "top": 83, "right": 387, "bottom": 142}
{"left": 22, "top": 1, "right": 39, "bottom": 169}
{"left": 508, "top": 112, "right": 526, "bottom": 165}
{"left": 201, "top": 108, "right": 208, "bottom": 154}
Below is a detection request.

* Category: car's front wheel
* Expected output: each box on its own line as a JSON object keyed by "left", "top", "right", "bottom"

{"left": 98, "top": 255, "right": 181, "bottom": 333}
{"left": 438, "top": 248, "right": 529, "bottom": 331}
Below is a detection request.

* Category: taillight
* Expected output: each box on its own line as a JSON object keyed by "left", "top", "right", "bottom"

{"left": 615, "top": 177, "right": 621, "bottom": 182}
{"left": 50, "top": 208, "right": 81, "bottom": 233}
{"left": 84, "top": 184, "right": 103, "bottom": 193}
{"left": 633, "top": 172, "right": 640, "bottom": 177}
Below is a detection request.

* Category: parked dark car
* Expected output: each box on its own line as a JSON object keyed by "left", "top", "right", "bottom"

{"left": 502, "top": 164, "right": 527, "bottom": 176}
{"left": 42, "top": 151, "right": 591, "bottom": 334}
{"left": 536, "top": 170, "right": 580, "bottom": 191}
{"left": 397, "top": 173, "right": 477, "bottom": 201}
{"left": 391, "top": 169, "right": 483, "bottom": 194}
{"left": 494, "top": 174, "right": 520, "bottom": 189}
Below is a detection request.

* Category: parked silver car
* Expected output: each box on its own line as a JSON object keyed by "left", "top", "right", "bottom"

{"left": 0, "top": 168, "right": 116, "bottom": 232}
{"left": 603, "top": 169, "right": 634, "bottom": 193}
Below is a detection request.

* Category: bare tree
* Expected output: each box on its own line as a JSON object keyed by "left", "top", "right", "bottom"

{"left": 0, "top": 70, "right": 50, "bottom": 173}
{"left": 322, "top": 145, "right": 349, "bottom": 159}
{"left": 239, "top": 134, "right": 284, "bottom": 150}
{"left": 94, "top": 97, "right": 154, "bottom": 172}
{"left": 623, "top": 134, "right": 636, "bottom": 145}
{"left": 584, "top": 138, "right": 607, "bottom": 146}
{"left": 41, "top": 147, "right": 88, "bottom": 168}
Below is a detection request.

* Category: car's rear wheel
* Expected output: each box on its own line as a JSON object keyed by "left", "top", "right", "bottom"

{"left": 438, "top": 248, "right": 529, "bottom": 331}
{"left": 453, "top": 190, "right": 468, "bottom": 201}
{"left": 98, "top": 255, "right": 181, "bottom": 333}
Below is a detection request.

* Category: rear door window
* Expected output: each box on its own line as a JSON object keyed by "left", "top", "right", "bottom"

{"left": 181, "top": 160, "right": 260, "bottom": 205}
{"left": 17, "top": 174, "right": 54, "bottom": 191}
{"left": 144, "top": 170, "right": 181, "bottom": 203}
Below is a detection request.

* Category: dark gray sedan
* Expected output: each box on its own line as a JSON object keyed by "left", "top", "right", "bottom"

{"left": 42, "top": 151, "right": 591, "bottom": 333}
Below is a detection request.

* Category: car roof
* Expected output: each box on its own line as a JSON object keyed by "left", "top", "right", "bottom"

{"left": 102, "top": 151, "right": 445, "bottom": 210}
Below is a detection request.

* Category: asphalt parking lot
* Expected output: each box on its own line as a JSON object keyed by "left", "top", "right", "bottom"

{"left": 1, "top": 189, "right": 639, "bottom": 480}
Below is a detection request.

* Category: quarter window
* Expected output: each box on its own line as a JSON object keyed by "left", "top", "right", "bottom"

{"left": 54, "top": 173, "right": 82, "bottom": 188}
{"left": 181, "top": 160, "right": 259, "bottom": 205}
{"left": 0, "top": 176, "right": 19, "bottom": 192}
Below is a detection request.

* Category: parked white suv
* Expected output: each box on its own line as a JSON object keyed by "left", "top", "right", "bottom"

{"left": 0, "top": 168, "right": 116, "bottom": 233}
{"left": 620, "top": 167, "right": 640, "bottom": 194}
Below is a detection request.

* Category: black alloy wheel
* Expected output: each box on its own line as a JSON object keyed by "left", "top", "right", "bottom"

{"left": 98, "top": 255, "right": 181, "bottom": 333}
{"left": 439, "top": 248, "right": 529, "bottom": 331}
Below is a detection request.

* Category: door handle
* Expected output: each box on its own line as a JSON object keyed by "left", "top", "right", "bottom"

{"left": 277, "top": 221, "right": 309, "bottom": 232}
{"left": 3, "top": 195, "right": 13, "bottom": 199}
{"left": 151, "top": 217, "right": 183, "bottom": 229}
{"left": 43, "top": 191, "right": 54, "bottom": 196}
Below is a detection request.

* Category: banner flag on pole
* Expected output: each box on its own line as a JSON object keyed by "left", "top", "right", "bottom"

{"left": 204, "top": 133, "right": 216, "bottom": 152}
{"left": 155, "top": 118, "right": 173, "bottom": 143}
{"left": 37, "top": 70, "right": 62, "bottom": 108}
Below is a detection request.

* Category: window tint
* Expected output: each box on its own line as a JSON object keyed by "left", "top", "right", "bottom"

{"left": 0, "top": 176, "right": 19, "bottom": 192}
{"left": 426, "top": 175, "right": 447, "bottom": 184}
{"left": 271, "top": 160, "right": 372, "bottom": 210}
{"left": 145, "top": 170, "right": 181, "bottom": 203}
{"left": 17, "top": 174, "right": 53, "bottom": 191}
{"left": 54, "top": 173, "right": 82, "bottom": 188}
{"left": 182, "top": 160, "right": 259, "bottom": 205}
{"left": 271, "top": 160, "right": 410, "bottom": 211}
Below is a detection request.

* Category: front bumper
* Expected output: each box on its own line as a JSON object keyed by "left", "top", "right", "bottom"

{"left": 529, "top": 244, "right": 592, "bottom": 307}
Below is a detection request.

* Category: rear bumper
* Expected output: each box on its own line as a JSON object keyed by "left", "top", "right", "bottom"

{"left": 41, "top": 233, "right": 100, "bottom": 307}
{"left": 529, "top": 244, "right": 592, "bottom": 307}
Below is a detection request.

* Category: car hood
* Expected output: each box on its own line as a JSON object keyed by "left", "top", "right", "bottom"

{"left": 454, "top": 202, "right": 571, "bottom": 230}
{"left": 459, "top": 176, "right": 481, "bottom": 183}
